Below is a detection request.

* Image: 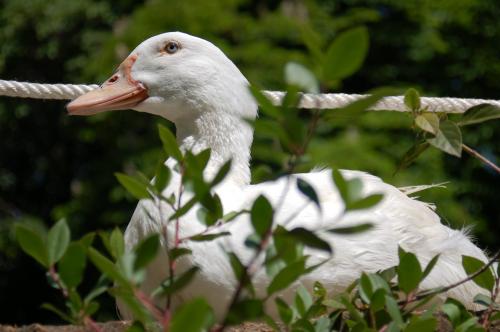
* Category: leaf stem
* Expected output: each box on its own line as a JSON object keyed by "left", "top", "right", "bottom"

{"left": 462, "top": 144, "right": 500, "bottom": 174}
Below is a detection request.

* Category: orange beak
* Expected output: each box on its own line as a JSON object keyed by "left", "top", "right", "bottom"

{"left": 67, "top": 55, "right": 148, "bottom": 116}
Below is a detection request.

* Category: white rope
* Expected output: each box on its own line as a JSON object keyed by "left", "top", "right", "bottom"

{"left": 1, "top": 79, "right": 500, "bottom": 113}
{"left": 0, "top": 80, "right": 99, "bottom": 100}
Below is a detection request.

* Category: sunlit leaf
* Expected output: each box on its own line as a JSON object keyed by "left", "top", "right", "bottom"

{"left": 385, "top": 295, "right": 403, "bottom": 327}
{"left": 285, "top": 62, "right": 319, "bottom": 93}
{"left": 47, "top": 219, "right": 70, "bottom": 265}
{"left": 346, "top": 194, "right": 383, "bottom": 211}
{"left": 462, "top": 255, "right": 495, "bottom": 291}
{"left": 87, "top": 248, "right": 128, "bottom": 286}
{"left": 158, "top": 124, "right": 182, "bottom": 161}
{"left": 115, "top": 173, "right": 150, "bottom": 200}
{"left": 324, "top": 26, "right": 369, "bottom": 80}
{"left": 189, "top": 232, "right": 230, "bottom": 242}
{"left": 404, "top": 88, "right": 421, "bottom": 111}
{"left": 415, "top": 113, "right": 439, "bottom": 134}
{"left": 15, "top": 224, "right": 48, "bottom": 267}
{"left": 460, "top": 104, "right": 500, "bottom": 126}
{"left": 427, "top": 120, "right": 462, "bottom": 157}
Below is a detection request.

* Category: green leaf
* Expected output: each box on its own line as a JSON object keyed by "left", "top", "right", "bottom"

{"left": 41, "top": 303, "right": 74, "bottom": 323}
{"left": 398, "top": 251, "right": 423, "bottom": 294}
{"left": 226, "top": 299, "right": 264, "bottom": 325}
{"left": 461, "top": 255, "right": 495, "bottom": 291}
{"left": 169, "top": 197, "right": 197, "bottom": 221}
{"left": 404, "top": 88, "right": 421, "bottom": 111}
{"left": 286, "top": 227, "right": 332, "bottom": 253}
{"left": 396, "top": 142, "right": 430, "bottom": 172}
{"left": 211, "top": 160, "right": 232, "bottom": 186}
{"left": 154, "top": 163, "right": 171, "bottom": 192}
{"left": 158, "top": 124, "right": 182, "bottom": 161}
{"left": 189, "top": 231, "right": 230, "bottom": 242}
{"left": 295, "top": 284, "right": 313, "bottom": 316}
{"left": 267, "top": 258, "right": 307, "bottom": 295}
{"left": 405, "top": 317, "right": 437, "bottom": 332}
{"left": 169, "top": 248, "right": 192, "bottom": 262}
{"left": 346, "top": 194, "right": 383, "bottom": 211}
{"left": 442, "top": 302, "right": 461, "bottom": 326}
{"left": 427, "top": 120, "right": 462, "bottom": 157}
{"left": 385, "top": 295, "right": 404, "bottom": 327}
{"left": 47, "top": 219, "right": 70, "bottom": 265}
{"left": 109, "top": 227, "right": 125, "bottom": 259}
{"left": 170, "top": 298, "right": 214, "bottom": 332}
{"left": 297, "top": 178, "right": 320, "bottom": 209}
{"left": 133, "top": 234, "right": 160, "bottom": 271}
{"left": 15, "top": 224, "right": 48, "bottom": 267}
{"left": 249, "top": 85, "right": 281, "bottom": 119}
{"left": 422, "top": 254, "right": 440, "bottom": 281}
{"left": 80, "top": 233, "right": 95, "bottom": 248}
{"left": 359, "top": 273, "right": 391, "bottom": 304}
{"left": 325, "top": 26, "right": 369, "bottom": 80}
{"left": 275, "top": 297, "right": 293, "bottom": 324}
{"left": 415, "top": 113, "right": 439, "bottom": 135}
{"left": 332, "top": 169, "right": 348, "bottom": 202}
{"left": 250, "top": 195, "right": 273, "bottom": 237}
{"left": 154, "top": 266, "right": 199, "bottom": 297}
{"left": 284, "top": 62, "right": 319, "bottom": 93}
{"left": 221, "top": 210, "right": 248, "bottom": 223}
{"left": 115, "top": 173, "right": 150, "bottom": 200}
{"left": 460, "top": 104, "right": 500, "bottom": 126}
{"left": 328, "top": 223, "right": 373, "bottom": 235}
{"left": 473, "top": 294, "right": 492, "bottom": 308}
{"left": 87, "top": 248, "right": 128, "bottom": 286}
{"left": 58, "top": 242, "right": 86, "bottom": 288}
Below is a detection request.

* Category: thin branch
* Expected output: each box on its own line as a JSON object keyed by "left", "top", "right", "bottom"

{"left": 413, "top": 251, "right": 500, "bottom": 302}
{"left": 462, "top": 144, "right": 500, "bottom": 174}
{"left": 481, "top": 274, "right": 500, "bottom": 329}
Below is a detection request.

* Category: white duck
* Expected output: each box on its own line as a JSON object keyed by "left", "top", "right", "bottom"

{"left": 67, "top": 32, "right": 490, "bottom": 319}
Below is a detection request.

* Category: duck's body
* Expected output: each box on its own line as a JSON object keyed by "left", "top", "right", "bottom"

{"left": 124, "top": 167, "right": 487, "bottom": 319}
{"left": 67, "top": 32, "right": 491, "bottom": 320}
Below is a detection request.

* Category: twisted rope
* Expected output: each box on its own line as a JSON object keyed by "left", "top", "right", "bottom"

{"left": 1, "top": 79, "right": 500, "bottom": 113}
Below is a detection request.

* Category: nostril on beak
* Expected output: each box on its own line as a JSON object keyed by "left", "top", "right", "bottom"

{"left": 108, "top": 75, "right": 119, "bottom": 83}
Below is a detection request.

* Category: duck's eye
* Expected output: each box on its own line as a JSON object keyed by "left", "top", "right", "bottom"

{"left": 164, "top": 41, "right": 180, "bottom": 54}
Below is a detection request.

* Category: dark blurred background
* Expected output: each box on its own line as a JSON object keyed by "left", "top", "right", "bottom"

{"left": 0, "top": 0, "right": 498, "bottom": 325}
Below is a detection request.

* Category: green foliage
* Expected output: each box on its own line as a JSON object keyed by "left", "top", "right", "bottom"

{"left": 4, "top": 0, "right": 500, "bottom": 329}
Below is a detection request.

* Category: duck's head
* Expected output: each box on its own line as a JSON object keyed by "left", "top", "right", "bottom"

{"left": 67, "top": 32, "right": 257, "bottom": 123}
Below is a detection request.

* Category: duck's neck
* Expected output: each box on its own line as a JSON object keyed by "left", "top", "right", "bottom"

{"left": 174, "top": 110, "right": 254, "bottom": 185}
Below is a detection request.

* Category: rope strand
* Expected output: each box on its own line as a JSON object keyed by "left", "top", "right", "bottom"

{"left": 1, "top": 79, "right": 500, "bottom": 113}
